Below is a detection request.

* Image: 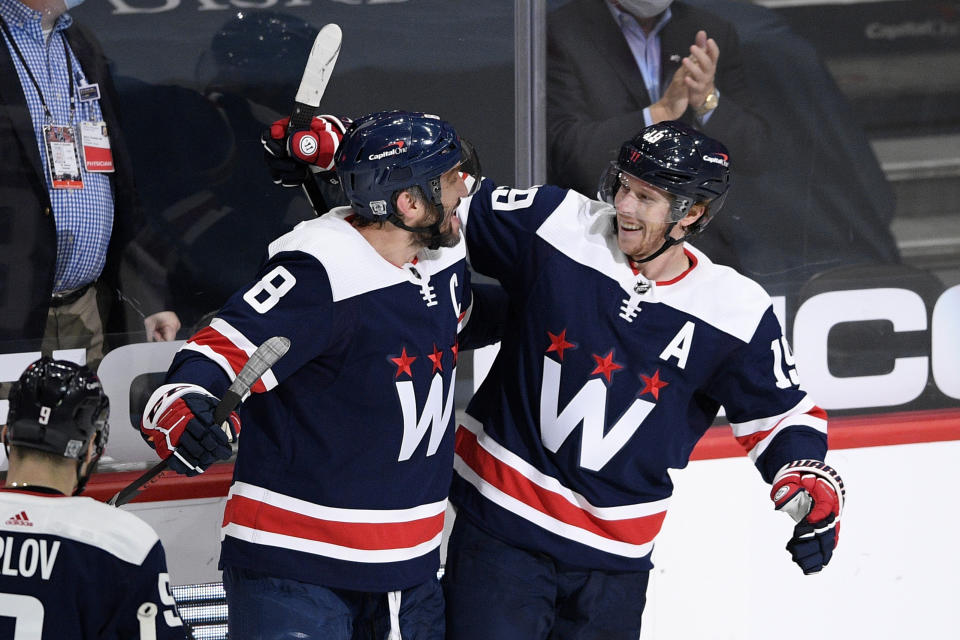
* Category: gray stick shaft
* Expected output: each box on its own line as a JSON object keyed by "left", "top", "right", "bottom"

{"left": 227, "top": 336, "right": 290, "bottom": 399}
{"left": 108, "top": 336, "right": 291, "bottom": 507}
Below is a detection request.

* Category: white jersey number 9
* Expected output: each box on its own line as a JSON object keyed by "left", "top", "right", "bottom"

{"left": 0, "top": 593, "right": 44, "bottom": 639}
{"left": 491, "top": 186, "right": 540, "bottom": 211}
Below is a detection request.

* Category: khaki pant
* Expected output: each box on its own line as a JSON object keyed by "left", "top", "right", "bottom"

{"left": 42, "top": 286, "right": 105, "bottom": 372}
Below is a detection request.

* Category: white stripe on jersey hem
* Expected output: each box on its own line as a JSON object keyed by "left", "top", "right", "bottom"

{"left": 221, "top": 523, "right": 442, "bottom": 563}
{"left": 453, "top": 455, "right": 655, "bottom": 559}
{"left": 207, "top": 318, "right": 279, "bottom": 390}
{"left": 729, "top": 396, "right": 818, "bottom": 437}
{"left": 228, "top": 482, "right": 447, "bottom": 522}
{"left": 459, "top": 415, "right": 670, "bottom": 519}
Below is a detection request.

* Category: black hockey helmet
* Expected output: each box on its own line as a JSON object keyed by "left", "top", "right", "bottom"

{"left": 6, "top": 357, "right": 109, "bottom": 462}
{"left": 598, "top": 120, "right": 731, "bottom": 236}
{"left": 335, "top": 110, "right": 481, "bottom": 223}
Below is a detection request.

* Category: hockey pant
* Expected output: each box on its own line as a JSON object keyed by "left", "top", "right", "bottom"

{"left": 442, "top": 514, "right": 650, "bottom": 640}
{"left": 223, "top": 565, "right": 444, "bottom": 640}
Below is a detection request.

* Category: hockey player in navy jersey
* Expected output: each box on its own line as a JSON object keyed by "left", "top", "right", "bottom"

{"left": 140, "top": 110, "right": 495, "bottom": 639}
{"left": 438, "top": 121, "right": 846, "bottom": 639}
{"left": 0, "top": 358, "right": 185, "bottom": 640}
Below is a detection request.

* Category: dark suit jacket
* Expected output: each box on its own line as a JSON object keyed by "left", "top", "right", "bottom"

{"left": 680, "top": 0, "right": 900, "bottom": 294}
{"left": 0, "top": 20, "right": 142, "bottom": 346}
{"left": 547, "top": 0, "right": 771, "bottom": 197}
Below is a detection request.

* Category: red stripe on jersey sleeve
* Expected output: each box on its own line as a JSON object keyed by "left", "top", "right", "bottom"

{"left": 735, "top": 428, "right": 773, "bottom": 454}
{"left": 455, "top": 427, "right": 666, "bottom": 545}
{"left": 222, "top": 494, "right": 445, "bottom": 551}
{"left": 734, "top": 405, "right": 829, "bottom": 454}
{"left": 189, "top": 326, "right": 268, "bottom": 393}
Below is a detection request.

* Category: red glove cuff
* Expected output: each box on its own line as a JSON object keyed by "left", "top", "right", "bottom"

{"left": 771, "top": 459, "right": 845, "bottom": 524}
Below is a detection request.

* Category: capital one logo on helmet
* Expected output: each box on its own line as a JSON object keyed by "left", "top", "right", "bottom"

{"left": 702, "top": 153, "right": 729, "bottom": 167}
{"left": 369, "top": 140, "right": 408, "bottom": 161}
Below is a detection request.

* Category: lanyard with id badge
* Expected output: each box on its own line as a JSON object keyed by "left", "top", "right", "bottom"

{"left": 0, "top": 17, "right": 114, "bottom": 189}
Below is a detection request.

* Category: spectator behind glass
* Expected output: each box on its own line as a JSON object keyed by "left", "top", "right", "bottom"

{"left": 547, "top": 0, "right": 900, "bottom": 295}
{"left": 0, "top": 0, "right": 180, "bottom": 369}
{"left": 547, "top": 0, "right": 772, "bottom": 195}
{"left": 682, "top": 0, "right": 900, "bottom": 294}
{"left": 112, "top": 11, "right": 342, "bottom": 331}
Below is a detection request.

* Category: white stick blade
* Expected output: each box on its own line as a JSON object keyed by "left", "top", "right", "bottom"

{"left": 294, "top": 23, "right": 343, "bottom": 107}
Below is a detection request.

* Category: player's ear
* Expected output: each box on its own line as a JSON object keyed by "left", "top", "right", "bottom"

{"left": 679, "top": 203, "right": 706, "bottom": 232}
{"left": 394, "top": 188, "right": 422, "bottom": 223}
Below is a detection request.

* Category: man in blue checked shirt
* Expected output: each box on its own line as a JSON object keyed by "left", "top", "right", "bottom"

{"left": 0, "top": 0, "right": 179, "bottom": 369}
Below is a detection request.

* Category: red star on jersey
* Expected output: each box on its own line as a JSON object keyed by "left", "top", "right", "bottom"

{"left": 390, "top": 347, "right": 417, "bottom": 378}
{"left": 639, "top": 369, "right": 669, "bottom": 400}
{"left": 451, "top": 341, "right": 459, "bottom": 365}
{"left": 427, "top": 344, "right": 444, "bottom": 373}
{"left": 591, "top": 350, "right": 623, "bottom": 383}
{"left": 546, "top": 329, "right": 576, "bottom": 361}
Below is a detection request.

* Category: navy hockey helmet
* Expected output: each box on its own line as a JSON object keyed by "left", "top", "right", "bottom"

{"left": 335, "top": 110, "right": 481, "bottom": 222}
{"left": 598, "top": 120, "right": 731, "bottom": 236}
{"left": 6, "top": 357, "right": 109, "bottom": 462}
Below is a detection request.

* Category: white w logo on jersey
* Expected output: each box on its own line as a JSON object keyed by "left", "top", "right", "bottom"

{"left": 396, "top": 372, "right": 456, "bottom": 461}
{"left": 539, "top": 357, "right": 655, "bottom": 471}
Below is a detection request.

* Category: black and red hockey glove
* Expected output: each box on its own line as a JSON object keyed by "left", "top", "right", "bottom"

{"left": 140, "top": 383, "right": 241, "bottom": 477}
{"left": 260, "top": 114, "right": 349, "bottom": 187}
{"left": 771, "top": 459, "right": 846, "bottom": 575}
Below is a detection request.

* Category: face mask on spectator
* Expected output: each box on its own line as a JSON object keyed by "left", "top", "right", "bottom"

{"left": 63, "top": 0, "right": 85, "bottom": 9}
{"left": 617, "top": 0, "right": 672, "bottom": 19}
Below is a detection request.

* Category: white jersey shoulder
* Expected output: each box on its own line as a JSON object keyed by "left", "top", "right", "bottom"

{"left": 0, "top": 492, "right": 159, "bottom": 566}
{"left": 534, "top": 194, "right": 774, "bottom": 343}
{"left": 268, "top": 207, "right": 465, "bottom": 302}
{"left": 662, "top": 244, "right": 774, "bottom": 343}
{"left": 536, "top": 190, "right": 625, "bottom": 278}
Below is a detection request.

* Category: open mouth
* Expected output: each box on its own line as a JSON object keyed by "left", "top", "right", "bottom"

{"left": 618, "top": 219, "right": 644, "bottom": 232}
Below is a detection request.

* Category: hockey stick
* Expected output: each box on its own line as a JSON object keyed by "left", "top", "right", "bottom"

{"left": 289, "top": 23, "right": 342, "bottom": 215}
{"left": 107, "top": 336, "right": 291, "bottom": 507}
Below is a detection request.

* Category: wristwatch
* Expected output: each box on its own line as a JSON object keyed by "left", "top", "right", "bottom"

{"left": 695, "top": 89, "right": 719, "bottom": 117}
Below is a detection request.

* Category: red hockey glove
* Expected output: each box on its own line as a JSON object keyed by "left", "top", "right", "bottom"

{"left": 260, "top": 114, "right": 349, "bottom": 187}
{"left": 140, "top": 384, "right": 240, "bottom": 477}
{"left": 771, "top": 459, "right": 845, "bottom": 575}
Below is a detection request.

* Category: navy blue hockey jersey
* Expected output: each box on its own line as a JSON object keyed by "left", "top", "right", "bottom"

{"left": 155, "top": 208, "right": 475, "bottom": 592}
{"left": 0, "top": 489, "right": 184, "bottom": 640}
{"left": 450, "top": 180, "right": 828, "bottom": 572}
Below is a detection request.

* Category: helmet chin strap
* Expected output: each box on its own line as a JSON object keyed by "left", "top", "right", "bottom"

{"left": 387, "top": 202, "right": 447, "bottom": 251}
{"left": 625, "top": 221, "right": 683, "bottom": 264}
{"left": 73, "top": 456, "right": 99, "bottom": 496}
